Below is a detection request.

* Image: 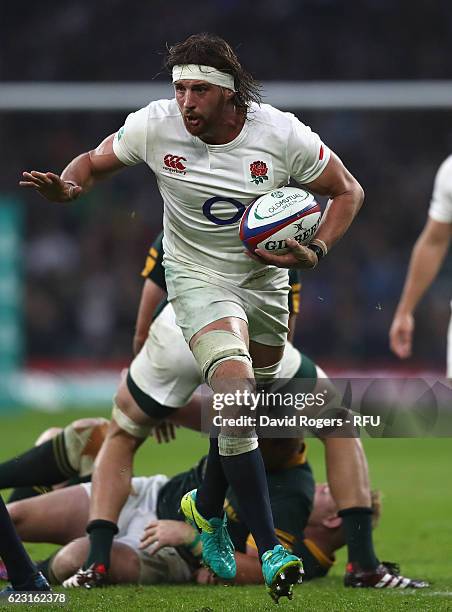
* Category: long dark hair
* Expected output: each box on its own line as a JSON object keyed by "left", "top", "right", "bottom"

{"left": 165, "top": 33, "right": 262, "bottom": 110}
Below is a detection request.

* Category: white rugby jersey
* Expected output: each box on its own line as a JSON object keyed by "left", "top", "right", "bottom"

{"left": 429, "top": 155, "right": 452, "bottom": 224}
{"left": 113, "top": 99, "right": 330, "bottom": 282}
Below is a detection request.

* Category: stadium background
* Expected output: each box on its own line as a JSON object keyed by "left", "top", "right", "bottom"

{"left": 1, "top": 3, "right": 452, "bottom": 608}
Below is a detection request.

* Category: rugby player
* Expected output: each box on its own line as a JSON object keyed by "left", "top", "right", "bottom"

{"left": 390, "top": 155, "right": 452, "bottom": 375}
{"left": 20, "top": 33, "right": 364, "bottom": 600}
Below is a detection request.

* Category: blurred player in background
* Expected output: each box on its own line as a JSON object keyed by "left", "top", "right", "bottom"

{"left": 20, "top": 33, "right": 364, "bottom": 600}
{"left": 390, "top": 155, "right": 452, "bottom": 375}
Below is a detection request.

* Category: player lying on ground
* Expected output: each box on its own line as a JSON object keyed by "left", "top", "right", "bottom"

{"left": 20, "top": 33, "right": 364, "bottom": 601}
{"left": 390, "top": 154, "right": 452, "bottom": 376}
{"left": 0, "top": 373, "right": 428, "bottom": 589}
{"left": 3, "top": 418, "right": 420, "bottom": 589}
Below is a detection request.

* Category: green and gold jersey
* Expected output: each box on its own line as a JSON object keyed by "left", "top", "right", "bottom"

{"left": 141, "top": 231, "right": 302, "bottom": 315}
{"left": 287, "top": 269, "right": 301, "bottom": 316}
{"left": 141, "top": 231, "right": 166, "bottom": 291}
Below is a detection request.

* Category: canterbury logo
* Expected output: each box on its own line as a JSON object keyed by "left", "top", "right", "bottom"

{"left": 164, "top": 154, "right": 187, "bottom": 171}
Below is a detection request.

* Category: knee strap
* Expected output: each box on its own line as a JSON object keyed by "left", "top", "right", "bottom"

{"left": 192, "top": 330, "right": 252, "bottom": 384}
{"left": 218, "top": 434, "right": 258, "bottom": 456}
{"left": 253, "top": 360, "right": 282, "bottom": 385}
{"left": 112, "top": 401, "right": 152, "bottom": 439}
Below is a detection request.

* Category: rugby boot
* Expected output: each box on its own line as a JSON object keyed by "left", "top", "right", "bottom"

{"left": 62, "top": 563, "right": 107, "bottom": 589}
{"left": 261, "top": 544, "right": 304, "bottom": 603}
{"left": 180, "top": 489, "right": 236, "bottom": 580}
{"left": 344, "top": 561, "right": 429, "bottom": 588}
{"left": 1, "top": 571, "right": 51, "bottom": 594}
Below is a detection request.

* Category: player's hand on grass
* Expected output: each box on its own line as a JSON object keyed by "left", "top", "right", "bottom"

{"left": 389, "top": 312, "right": 414, "bottom": 359}
{"left": 140, "top": 520, "right": 197, "bottom": 553}
{"left": 151, "top": 421, "right": 177, "bottom": 443}
{"left": 19, "top": 171, "right": 82, "bottom": 202}
{"left": 245, "top": 238, "right": 318, "bottom": 269}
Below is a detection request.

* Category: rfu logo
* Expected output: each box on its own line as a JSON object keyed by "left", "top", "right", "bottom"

{"left": 163, "top": 154, "right": 187, "bottom": 174}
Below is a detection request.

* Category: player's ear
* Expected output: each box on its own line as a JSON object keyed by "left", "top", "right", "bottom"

{"left": 224, "top": 88, "right": 235, "bottom": 101}
{"left": 322, "top": 515, "right": 342, "bottom": 529}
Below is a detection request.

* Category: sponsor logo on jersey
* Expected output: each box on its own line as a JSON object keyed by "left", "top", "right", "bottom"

{"left": 249, "top": 160, "right": 269, "bottom": 184}
{"left": 163, "top": 154, "right": 187, "bottom": 175}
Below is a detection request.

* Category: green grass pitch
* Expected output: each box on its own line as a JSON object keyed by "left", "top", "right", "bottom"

{"left": 0, "top": 409, "right": 451, "bottom": 611}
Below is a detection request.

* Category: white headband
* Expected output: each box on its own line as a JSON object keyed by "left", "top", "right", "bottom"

{"left": 172, "top": 64, "right": 235, "bottom": 91}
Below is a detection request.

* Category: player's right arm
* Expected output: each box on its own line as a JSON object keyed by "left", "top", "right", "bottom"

{"left": 390, "top": 216, "right": 452, "bottom": 358}
{"left": 19, "top": 133, "right": 126, "bottom": 202}
{"left": 20, "top": 104, "right": 149, "bottom": 202}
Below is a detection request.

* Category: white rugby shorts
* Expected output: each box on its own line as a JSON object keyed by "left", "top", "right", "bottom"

{"left": 129, "top": 303, "right": 301, "bottom": 408}
{"left": 164, "top": 264, "right": 290, "bottom": 346}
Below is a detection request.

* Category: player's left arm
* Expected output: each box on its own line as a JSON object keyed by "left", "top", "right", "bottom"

{"left": 305, "top": 151, "right": 364, "bottom": 250}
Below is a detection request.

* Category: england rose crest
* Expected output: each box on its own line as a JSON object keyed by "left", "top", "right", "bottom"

{"left": 250, "top": 160, "right": 269, "bottom": 184}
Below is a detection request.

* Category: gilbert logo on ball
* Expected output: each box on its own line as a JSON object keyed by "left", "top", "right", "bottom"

{"left": 240, "top": 186, "right": 321, "bottom": 255}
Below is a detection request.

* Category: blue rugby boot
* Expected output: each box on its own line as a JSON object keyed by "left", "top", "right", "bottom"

{"left": 181, "top": 489, "right": 236, "bottom": 580}
{"left": 261, "top": 544, "right": 303, "bottom": 603}
{"left": 1, "top": 571, "right": 51, "bottom": 594}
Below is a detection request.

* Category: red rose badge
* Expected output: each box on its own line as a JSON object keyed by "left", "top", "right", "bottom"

{"left": 250, "top": 160, "right": 269, "bottom": 184}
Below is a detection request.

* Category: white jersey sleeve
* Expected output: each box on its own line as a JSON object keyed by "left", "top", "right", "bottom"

{"left": 428, "top": 155, "right": 452, "bottom": 224}
{"left": 112, "top": 105, "right": 150, "bottom": 166}
{"left": 286, "top": 114, "right": 330, "bottom": 184}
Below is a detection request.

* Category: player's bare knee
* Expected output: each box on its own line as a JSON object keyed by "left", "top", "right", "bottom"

{"left": 52, "top": 538, "right": 89, "bottom": 582}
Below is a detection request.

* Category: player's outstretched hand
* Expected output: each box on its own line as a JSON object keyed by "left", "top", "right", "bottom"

{"left": 389, "top": 312, "right": 414, "bottom": 359}
{"left": 246, "top": 238, "right": 318, "bottom": 269}
{"left": 19, "top": 171, "right": 82, "bottom": 202}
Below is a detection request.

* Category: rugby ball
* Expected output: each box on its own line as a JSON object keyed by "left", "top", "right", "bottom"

{"left": 240, "top": 187, "right": 321, "bottom": 255}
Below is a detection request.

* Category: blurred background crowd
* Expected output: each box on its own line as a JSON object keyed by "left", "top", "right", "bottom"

{"left": 2, "top": 1, "right": 452, "bottom": 370}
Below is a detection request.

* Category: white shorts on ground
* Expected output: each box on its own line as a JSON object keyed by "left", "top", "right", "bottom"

{"left": 165, "top": 263, "right": 290, "bottom": 346}
{"left": 129, "top": 303, "right": 302, "bottom": 407}
{"left": 81, "top": 475, "right": 192, "bottom": 584}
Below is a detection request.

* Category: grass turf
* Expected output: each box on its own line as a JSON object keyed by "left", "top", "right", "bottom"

{"left": 0, "top": 409, "right": 451, "bottom": 611}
